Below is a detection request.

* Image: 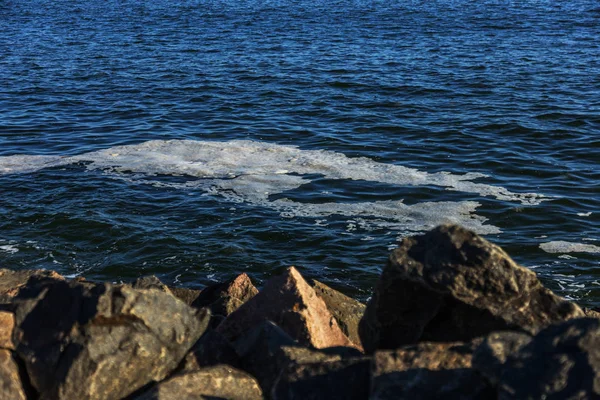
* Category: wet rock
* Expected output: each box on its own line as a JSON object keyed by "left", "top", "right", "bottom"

{"left": 272, "top": 357, "right": 370, "bottom": 400}
{"left": 0, "top": 349, "right": 27, "bottom": 400}
{"left": 360, "top": 225, "right": 584, "bottom": 352}
{"left": 181, "top": 329, "right": 240, "bottom": 372}
{"left": 371, "top": 341, "right": 492, "bottom": 399}
{"left": 135, "top": 365, "right": 263, "bottom": 400}
{"left": 12, "top": 279, "right": 210, "bottom": 399}
{"left": 309, "top": 279, "right": 366, "bottom": 346}
{"left": 472, "top": 331, "right": 532, "bottom": 386}
{"left": 494, "top": 318, "right": 600, "bottom": 399}
{"left": 0, "top": 311, "right": 15, "bottom": 350}
{"left": 192, "top": 273, "right": 258, "bottom": 327}
{"left": 0, "top": 268, "right": 64, "bottom": 301}
{"left": 217, "top": 267, "right": 357, "bottom": 350}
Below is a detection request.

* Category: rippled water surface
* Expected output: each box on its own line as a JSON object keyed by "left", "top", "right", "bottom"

{"left": 1, "top": 0, "right": 598, "bottom": 304}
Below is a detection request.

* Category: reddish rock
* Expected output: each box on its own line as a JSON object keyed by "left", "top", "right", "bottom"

{"left": 192, "top": 273, "right": 258, "bottom": 326}
{"left": 0, "top": 349, "right": 27, "bottom": 400}
{"left": 217, "top": 267, "right": 359, "bottom": 350}
{"left": 0, "top": 311, "right": 15, "bottom": 350}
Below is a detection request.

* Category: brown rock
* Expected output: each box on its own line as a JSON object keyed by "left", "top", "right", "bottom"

{"left": 583, "top": 307, "right": 600, "bottom": 319}
{"left": 217, "top": 267, "right": 358, "bottom": 350}
{"left": 0, "top": 268, "right": 64, "bottom": 301}
{"left": 0, "top": 349, "right": 27, "bottom": 400}
{"left": 371, "top": 341, "right": 492, "bottom": 399}
{"left": 472, "top": 331, "right": 532, "bottom": 386}
{"left": 12, "top": 278, "right": 210, "bottom": 399}
{"left": 360, "top": 225, "right": 584, "bottom": 352}
{"left": 168, "top": 286, "right": 202, "bottom": 306}
{"left": 192, "top": 273, "right": 258, "bottom": 327}
{"left": 309, "top": 279, "right": 366, "bottom": 346}
{"left": 0, "top": 311, "right": 15, "bottom": 350}
{"left": 272, "top": 357, "right": 371, "bottom": 400}
{"left": 135, "top": 365, "right": 263, "bottom": 400}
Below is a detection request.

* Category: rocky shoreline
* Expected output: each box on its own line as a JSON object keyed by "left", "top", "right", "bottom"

{"left": 1, "top": 224, "right": 599, "bottom": 399}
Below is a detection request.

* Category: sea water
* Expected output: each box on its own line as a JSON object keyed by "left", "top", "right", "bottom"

{"left": 0, "top": 0, "right": 598, "bottom": 304}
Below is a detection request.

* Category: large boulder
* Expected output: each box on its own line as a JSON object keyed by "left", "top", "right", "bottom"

{"left": 217, "top": 267, "right": 358, "bottom": 350}
{"left": 12, "top": 278, "right": 210, "bottom": 399}
{"left": 360, "top": 225, "right": 584, "bottom": 352}
{"left": 131, "top": 275, "right": 202, "bottom": 306}
{"left": 309, "top": 279, "right": 366, "bottom": 346}
{"left": 0, "top": 349, "right": 27, "bottom": 400}
{"left": 485, "top": 318, "right": 600, "bottom": 399}
{"left": 180, "top": 329, "right": 240, "bottom": 372}
{"left": 135, "top": 365, "right": 263, "bottom": 400}
{"left": 371, "top": 341, "right": 492, "bottom": 399}
{"left": 0, "top": 268, "right": 64, "bottom": 302}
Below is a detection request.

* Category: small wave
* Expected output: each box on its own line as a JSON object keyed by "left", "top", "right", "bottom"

{"left": 540, "top": 241, "right": 600, "bottom": 254}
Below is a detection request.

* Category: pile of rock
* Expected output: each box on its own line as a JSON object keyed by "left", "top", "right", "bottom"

{"left": 1, "top": 224, "right": 599, "bottom": 399}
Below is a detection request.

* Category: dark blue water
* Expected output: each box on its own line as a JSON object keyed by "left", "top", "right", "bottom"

{"left": 1, "top": 0, "right": 599, "bottom": 304}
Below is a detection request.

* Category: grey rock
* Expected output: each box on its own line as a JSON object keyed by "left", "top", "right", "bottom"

{"left": 360, "top": 225, "right": 584, "bottom": 352}
{"left": 132, "top": 275, "right": 171, "bottom": 293}
{"left": 472, "top": 331, "right": 532, "bottom": 386}
{"left": 309, "top": 279, "right": 366, "bottom": 346}
{"left": 272, "top": 357, "right": 370, "bottom": 400}
{"left": 496, "top": 317, "right": 600, "bottom": 399}
{"left": 181, "top": 329, "right": 240, "bottom": 372}
{"left": 372, "top": 341, "right": 492, "bottom": 399}
{"left": 135, "top": 365, "right": 263, "bottom": 400}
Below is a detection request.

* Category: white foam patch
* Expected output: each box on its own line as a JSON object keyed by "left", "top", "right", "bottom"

{"left": 0, "top": 244, "right": 19, "bottom": 254}
{"left": 540, "top": 241, "right": 600, "bottom": 254}
{"left": 0, "top": 139, "right": 549, "bottom": 235}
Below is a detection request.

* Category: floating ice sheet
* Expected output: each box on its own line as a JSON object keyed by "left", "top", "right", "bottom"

{"left": 540, "top": 241, "right": 600, "bottom": 254}
{"left": 0, "top": 139, "right": 549, "bottom": 235}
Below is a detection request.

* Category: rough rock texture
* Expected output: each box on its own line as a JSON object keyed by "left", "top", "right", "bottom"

{"left": 472, "top": 331, "right": 532, "bottom": 386}
{"left": 12, "top": 279, "right": 210, "bottom": 399}
{"left": 0, "top": 349, "right": 27, "bottom": 400}
{"left": 272, "top": 357, "right": 371, "bottom": 400}
{"left": 192, "top": 273, "right": 258, "bottom": 326}
{"left": 217, "top": 267, "right": 358, "bottom": 350}
{"left": 135, "top": 365, "right": 263, "bottom": 400}
{"left": 131, "top": 276, "right": 202, "bottom": 306}
{"left": 168, "top": 286, "right": 202, "bottom": 306}
{"left": 181, "top": 329, "right": 240, "bottom": 372}
{"left": 583, "top": 307, "right": 600, "bottom": 319}
{"left": 360, "top": 225, "right": 584, "bottom": 352}
{"left": 310, "top": 279, "right": 366, "bottom": 346}
{"left": 371, "top": 341, "right": 492, "bottom": 399}
{"left": 493, "top": 318, "right": 600, "bottom": 399}
{"left": 0, "top": 268, "right": 64, "bottom": 302}
{"left": 0, "top": 311, "right": 15, "bottom": 350}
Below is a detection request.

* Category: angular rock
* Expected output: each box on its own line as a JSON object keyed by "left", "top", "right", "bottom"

{"left": 0, "top": 268, "right": 64, "bottom": 301}
{"left": 168, "top": 286, "right": 202, "bottom": 306}
{"left": 12, "top": 278, "right": 210, "bottom": 399}
{"left": 472, "top": 331, "right": 532, "bottom": 386}
{"left": 360, "top": 225, "right": 584, "bottom": 352}
{"left": 135, "top": 365, "right": 263, "bottom": 400}
{"left": 234, "top": 321, "right": 356, "bottom": 394}
{"left": 493, "top": 318, "right": 600, "bottom": 399}
{"left": 217, "top": 267, "right": 358, "bottom": 350}
{"left": 0, "top": 349, "right": 27, "bottom": 400}
{"left": 0, "top": 311, "right": 15, "bottom": 350}
{"left": 309, "top": 279, "right": 366, "bottom": 345}
{"left": 371, "top": 341, "right": 492, "bottom": 399}
{"left": 192, "top": 273, "right": 258, "bottom": 327}
{"left": 181, "top": 329, "right": 240, "bottom": 372}
{"left": 132, "top": 275, "right": 171, "bottom": 293}
{"left": 272, "top": 357, "right": 370, "bottom": 400}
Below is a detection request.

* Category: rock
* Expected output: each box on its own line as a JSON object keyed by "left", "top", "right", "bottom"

{"left": 472, "top": 331, "right": 532, "bottom": 386}
{"left": 0, "top": 311, "right": 15, "bottom": 350}
{"left": 135, "top": 365, "right": 263, "bottom": 400}
{"left": 309, "top": 279, "right": 366, "bottom": 346}
{"left": 493, "top": 318, "right": 600, "bottom": 399}
{"left": 168, "top": 286, "right": 202, "bottom": 306}
{"left": 0, "top": 268, "right": 64, "bottom": 301}
{"left": 360, "top": 225, "right": 584, "bottom": 352}
{"left": 272, "top": 357, "right": 371, "bottom": 400}
{"left": 132, "top": 275, "right": 171, "bottom": 293}
{"left": 0, "top": 349, "right": 27, "bottom": 400}
{"left": 181, "top": 329, "right": 240, "bottom": 372}
{"left": 582, "top": 307, "right": 600, "bottom": 319}
{"left": 217, "top": 267, "right": 358, "bottom": 350}
{"left": 234, "top": 321, "right": 356, "bottom": 394}
{"left": 191, "top": 273, "right": 258, "bottom": 327}
{"left": 371, "top": 341, "right": 492, "bottom": 399}
{"left": 12, "top": 278, "right": 210, "bottom": 399}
